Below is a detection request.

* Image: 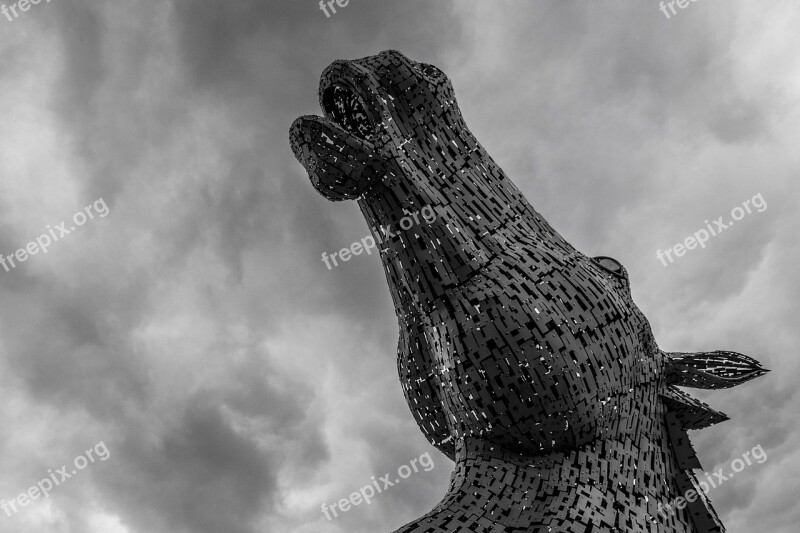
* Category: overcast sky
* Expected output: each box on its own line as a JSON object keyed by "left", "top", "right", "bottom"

{"left": 0, "top": 1, "right": 798, "bottom": 532}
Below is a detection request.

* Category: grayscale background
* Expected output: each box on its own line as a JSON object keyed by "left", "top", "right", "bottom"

{"left": 0, "top": 1, "right": 797, "bottom": 532}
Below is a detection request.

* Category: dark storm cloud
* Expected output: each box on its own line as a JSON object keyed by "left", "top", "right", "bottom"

{"left": 110, "top": 355, "right": 328, "bottom": 533}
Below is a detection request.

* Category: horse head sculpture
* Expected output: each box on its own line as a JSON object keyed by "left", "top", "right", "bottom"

{"left": 290, "top": 50, "right": 767, "bottom": 533}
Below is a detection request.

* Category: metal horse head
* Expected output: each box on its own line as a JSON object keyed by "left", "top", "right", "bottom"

{"left": 290, "top": 50, "right": 767, "bottom": 533}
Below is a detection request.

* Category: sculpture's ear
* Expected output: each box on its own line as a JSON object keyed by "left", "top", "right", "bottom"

{"left": 660, "top": 350, "right": 768, "bottom": 430}
{"left": 665, "top": 350, "right": 769, "bottom": 389}
{"left": 661, "top": 386, "right": 729, "bottom": 430}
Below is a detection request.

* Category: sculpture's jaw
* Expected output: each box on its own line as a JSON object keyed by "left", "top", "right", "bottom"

{"left": 289, "top": 60, "right": 387, "bottom": 201}
{"left": 289, "top": 114, "right": 381, "bottom": 201}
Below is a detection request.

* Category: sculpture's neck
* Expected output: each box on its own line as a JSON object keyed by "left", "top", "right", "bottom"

{"left": 444, "top": 438, "right": 692, "bottom": 532}
{"left": 397, "top": 393, "right": 721, "bottom": 533}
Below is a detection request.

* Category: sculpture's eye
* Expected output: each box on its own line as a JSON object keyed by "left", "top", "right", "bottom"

{"left": 593, "top": 256, "right": 628, "bottom": 281}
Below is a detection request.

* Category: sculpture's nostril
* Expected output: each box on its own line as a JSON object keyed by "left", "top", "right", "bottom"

{"left": 418, "top": 62, "right": 445, "bottom": 80}
{"left": 322, "top": 84, "right": 375, "bottom": 140}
